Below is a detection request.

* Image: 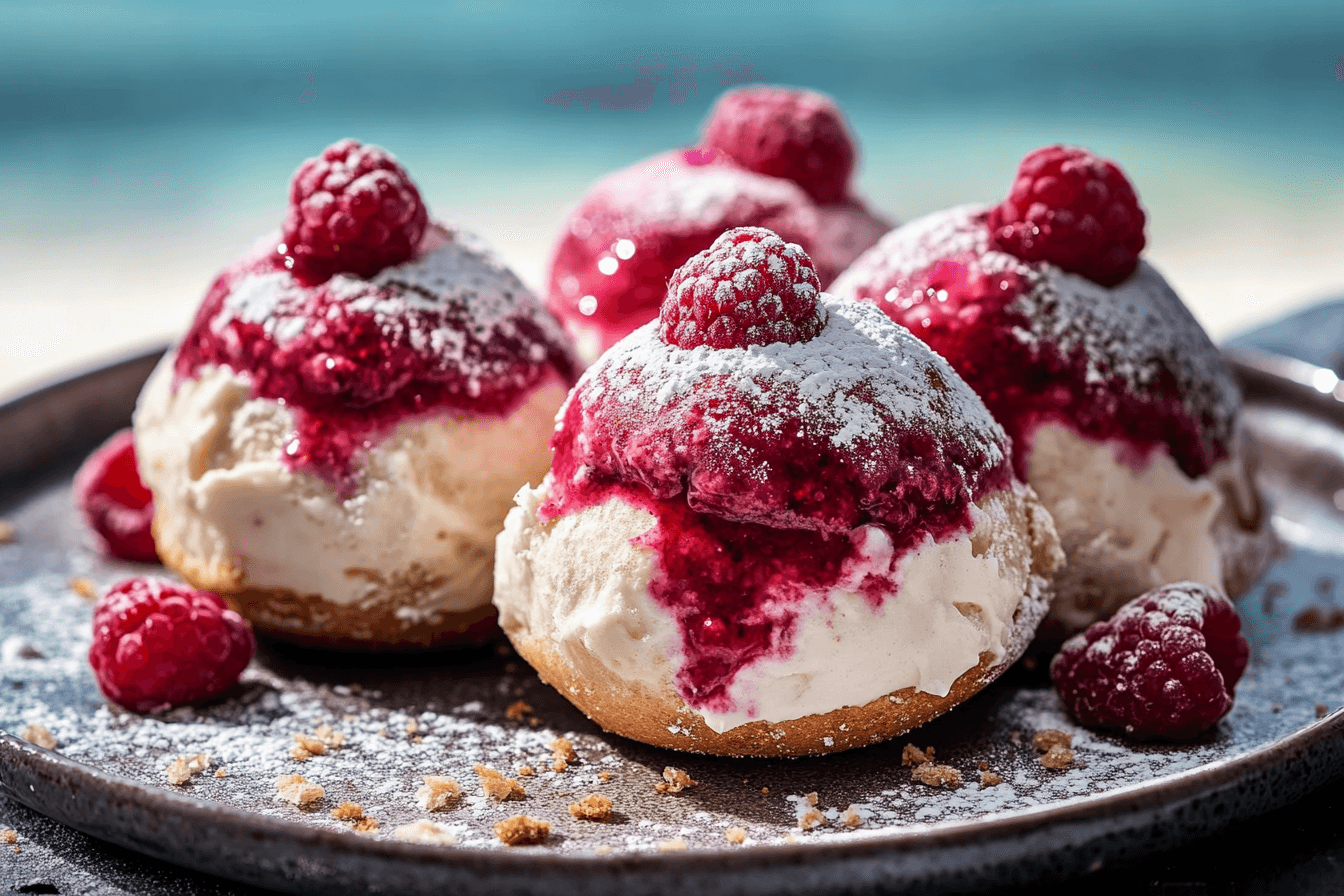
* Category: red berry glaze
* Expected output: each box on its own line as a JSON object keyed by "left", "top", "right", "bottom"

{"left": 701, "top": 86, "right": 856, "bottom": 204}
{"left": 73, "top": 429, "right": 157, "bottom": 563}
{"left": 1050, "top": 581, "right": 1248, "bottom": 739}
{"left": 658, "top": 227, "right": 824, "bottom": 350}
{"left": 279, "top": 139, "right": 428, "bottom": 284}
{"left": 987, "top": 145, "right": 1145, "bottom": 287}
{"left": 89, "top": 578, "right": 255, "bottom": 713}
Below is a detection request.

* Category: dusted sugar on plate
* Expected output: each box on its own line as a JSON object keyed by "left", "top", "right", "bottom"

{"left": 547, "top": 85, "right": 891, "bottom": 360}
{"left": 135, "top": 139, "right": 579, "bottom": 649}
{"left": 831, "top": 145, "right": 1274, "bottom": 638}
{"left": 496, "top": 227, "right": 1063, "bottom": 757}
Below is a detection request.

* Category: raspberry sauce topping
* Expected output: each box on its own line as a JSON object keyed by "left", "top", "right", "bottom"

{"left": 548, "top": 99, "right": 890, "bottom": 356}
{"left": 279, "top": 139, "right": 429, "bottom": 285}
{"left": 659, "top": 228, "right": 825, "bottom": 350}
{"left": 1051, "top": 581, "right": 1248, "bottom": 739}
{"left": 543, "top": 271, "right": 1012, "bottom": 710}
{"left": 831, "top": 204, "right": 1238, "bottom": 479}
{"left": 175, "top": 224, "right": 579, "bottom": 495}
{"left": 89, "top": 577, "right": 255, "bottom": 713}
{"left": 700, "top": 86, "right": 856, "bottom": 204}
{"left": 988, "top": 145, "right": 1145, "bottom": 287}
{"left": 74, "top": 429, "right": 157, "bottom": 563}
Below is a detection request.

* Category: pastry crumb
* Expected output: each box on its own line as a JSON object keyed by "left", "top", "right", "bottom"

{"left": 551, "top": 758, "right": 568, "bottom": 773}
{"left": 550, "top": 736, "right": 577, "bottom": 766}
{"left": 654, "top": 766, "right": 697, "bottom": 794}
{"left": 760, "top": 786, "right": 769, "bottom": 795}
{"left": 901, "top": 743, "right": 934, "bottom": 766}
{"left": 394, "top": 820, "right": 456, "bottom": 845}
{"left": 568, "top": 793, "right": 613, "bottom": 821}
{"left": 725, "top": 826, "right": 748, "bottom": 845}
{"left": 1039, "top": 744, "right": 1074, "bottom": 770}
{"left": 505, "top": 700, "right": 532, "bottom": 720}
{"left": 292, "top": 733, "right": 326, "bottom": 761}
{"left": 21, "top": 724, "right": 58, "bottom": 750}
{"left": 314, "top": 723, "right": 344, "bottom": 749}
{"left": 275, "top": 774, "right": 324, "bottom": 808}
{"left": 405, "top": 718, "right": 420, "bottom": 735}
{"left": 977, "top": 760, "right": 989, "bottom": 771}
{"left": 657, "top": 837, "right": 688, "bottom": 852}
{"left": 594, "top": 845, "right": 613, "bottom": 855}
{"left": 911, "top": 763, "right": 962, "bottom": 788}
{"left": 517, "top": 765, "right": 534, "bottom": 777}
{"left": 0, "top": 520, "right": 15, "bottom": 543}
{"left": 1317, "top": 703, "right": 1330, "bottom": 719}
{"left": 980, "top": 770, "right": 1004, "bottom": 787}
{"left": 416, "top": 775, "right": 462, "bottom": 811}
{"left": 840, "top": 805, "right": 864, "bottom": 828}
{"left": 165, "top": 753, "right": 210, "bottom": 785}
{"left": 474, "top": 763, "right": 525, "bottom": 801}
{"left": 353, "top": 816, "right": 379, "bottom": 834}
{"left": 494, "top": 815, "right": 550, "bottom": 846}
{"left": 330, "top": 801, "right": 364, "bottom": 820}
{"left": 69, "top": 576, "right": 98, "bottom": 600}
{"left": 598, "top": 771, "right": 611, "bottom": 782}
{"left": 1032, "top": 729, "right": 1071, "bottom": 752}
{"left": 0, "top": 830, "right": 16, "bottom": 844}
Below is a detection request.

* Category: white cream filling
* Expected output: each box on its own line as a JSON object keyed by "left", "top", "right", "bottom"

{"left": 135, "top": 356, "right": 567, "bottom": 616}
{"left": 1026, "top": 420, "right": 1255, "bottom": 630}
{"left": 494, "top": 482, "right": 1037, "bottom": 733}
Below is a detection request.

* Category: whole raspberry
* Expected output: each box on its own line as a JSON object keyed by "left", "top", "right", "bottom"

{"left": 659, "top": 227, "right": 825, "bottom": 350}
{"left": 1051, "top": 582, "right": 1249, "bottom": 740}
{"left": 987, "top": 145, "right": 1146, "bottom": 286}
{"left": 701, "top": 87, "right": 855, "bottom": 204}
{"left": 73, "top": 429, "right": 157, "bottom": 563}
{"left": 278, "top": 139, "right": 429, "bottom": 283}
{"left": 89, "top": 578, "right": 255, "bottom": 713}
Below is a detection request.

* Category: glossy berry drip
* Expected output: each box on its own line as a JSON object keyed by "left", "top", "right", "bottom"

{"left": 543, "top": 299, "right": 1012, "bottom": 709}
{"left": 1051, "top": 581, "right": 1248, "bottom": 739}
{"left": 88, "top": 577, "right": 255, "bottom": 713}
{"left": 175, "top": 229, "right": 579, "bottom": 494}
{"left": 659, "top": 227, "right": 824, "bottom": 350}
{"left": 701, "top": 86, "right": 856, "bottom": 204}
{"left": 988, "top": 145, "right": 1145, "bottom": 287}
{"left": 74, "top": 429, "right": 157, "bottom": 563}
{"left": 837, "top": 208, "right": 1232, "bottom": 480}
{"left": 279, "top": 139, "right": 429, "bottom": 284}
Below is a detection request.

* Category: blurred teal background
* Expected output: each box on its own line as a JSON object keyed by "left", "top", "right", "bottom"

{"left": 2, "top": 0, "right": 1342, "bottom": 392}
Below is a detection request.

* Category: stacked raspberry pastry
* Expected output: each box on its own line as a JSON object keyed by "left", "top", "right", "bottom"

{"left": 831, "top": 146, "right": 1272, "bottom": 637}
{"left": 496, "top": 228, "right": 1063, "bottom": 757}
{"left": 547, "top": 85, "right": 890, "bottom": 360}
{"left": 135, "top": 140, "right": 579, "bottom": 648}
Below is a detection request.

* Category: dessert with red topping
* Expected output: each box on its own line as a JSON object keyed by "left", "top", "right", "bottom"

{"left": 134, "top": 139, "right": 579, "bottom": 648}
{"left": 1051, "top": 581, "right": 1248, "bottom": 739}
{"left": 495, "top": 228, "right": 1063, "bottom": 757}
{"left": 831, "top": 145, "right": 1273, "bottom": 637}
{"left": 547, "top": 85, "right": 891, "bottom": 360}
{"left": 89, "top": 577, "right": 255, "bottom": 713}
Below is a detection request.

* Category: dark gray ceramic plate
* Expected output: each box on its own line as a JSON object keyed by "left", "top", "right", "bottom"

{"left": 2, "top": 343, "right": 1344, "bottom": 896}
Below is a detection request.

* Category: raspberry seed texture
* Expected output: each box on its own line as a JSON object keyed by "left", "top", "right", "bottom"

{"left": 701, "top": 86, "right": 856, "bottom": 204}
{"left": 658, "top": 227, "right": 825, "bottom": 350}
{"left": 1050, "top": 581, "right": 1248, "bottom": 739}
{"left": 988, "top": 144, "right": 1146, "bottom": 286}
{"left": 279, "top": 139, "right": 429, "bottom": 283}
{"left": 89, "top": 578, "right": 255, "bottom": 713}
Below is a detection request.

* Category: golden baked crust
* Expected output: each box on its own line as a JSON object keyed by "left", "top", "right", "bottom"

{"left": 155, "top": 511, "right": 498, "bottom": 650}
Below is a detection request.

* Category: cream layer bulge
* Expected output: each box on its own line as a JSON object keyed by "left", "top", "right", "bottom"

{"left": 495, "top": 479, "right": 1056, "bottom": 735}
{"left": 136, "top": 358, "right": 567, "bottom": 616}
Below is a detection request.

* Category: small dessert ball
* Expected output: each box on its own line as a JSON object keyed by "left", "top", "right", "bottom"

{"left": 547, "top": 85, "right": 891, "bottom": 361}
{"left": 496, "top": 228, "right": 1063, "bottom": 757}
{"left": 135, "top": 140, "right": 579, "bottom": 648}
{"left": 831, "top": 145, "right": 1274, "bottom": 637}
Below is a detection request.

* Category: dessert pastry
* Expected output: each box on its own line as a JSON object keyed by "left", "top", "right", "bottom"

{"left": 496, "top": 227, "right": 1063, "bottom": 757}
{"left": 830, "top": 145, "right": 1273, "bottom": 637}
{"left": 547, "top": 85, "right": 890, "bottom": 360}
{"left": 135, "top": 139, "right": 579, "bottom": 648}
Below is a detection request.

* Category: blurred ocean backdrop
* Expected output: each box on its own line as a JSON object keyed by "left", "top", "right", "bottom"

{"left": 2, "top": 0, "right": 1342, "bottom": 392}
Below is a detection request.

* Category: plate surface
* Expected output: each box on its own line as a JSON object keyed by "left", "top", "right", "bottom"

{"left": 2, "top": 345, "right": 1344, "bottom": 896}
